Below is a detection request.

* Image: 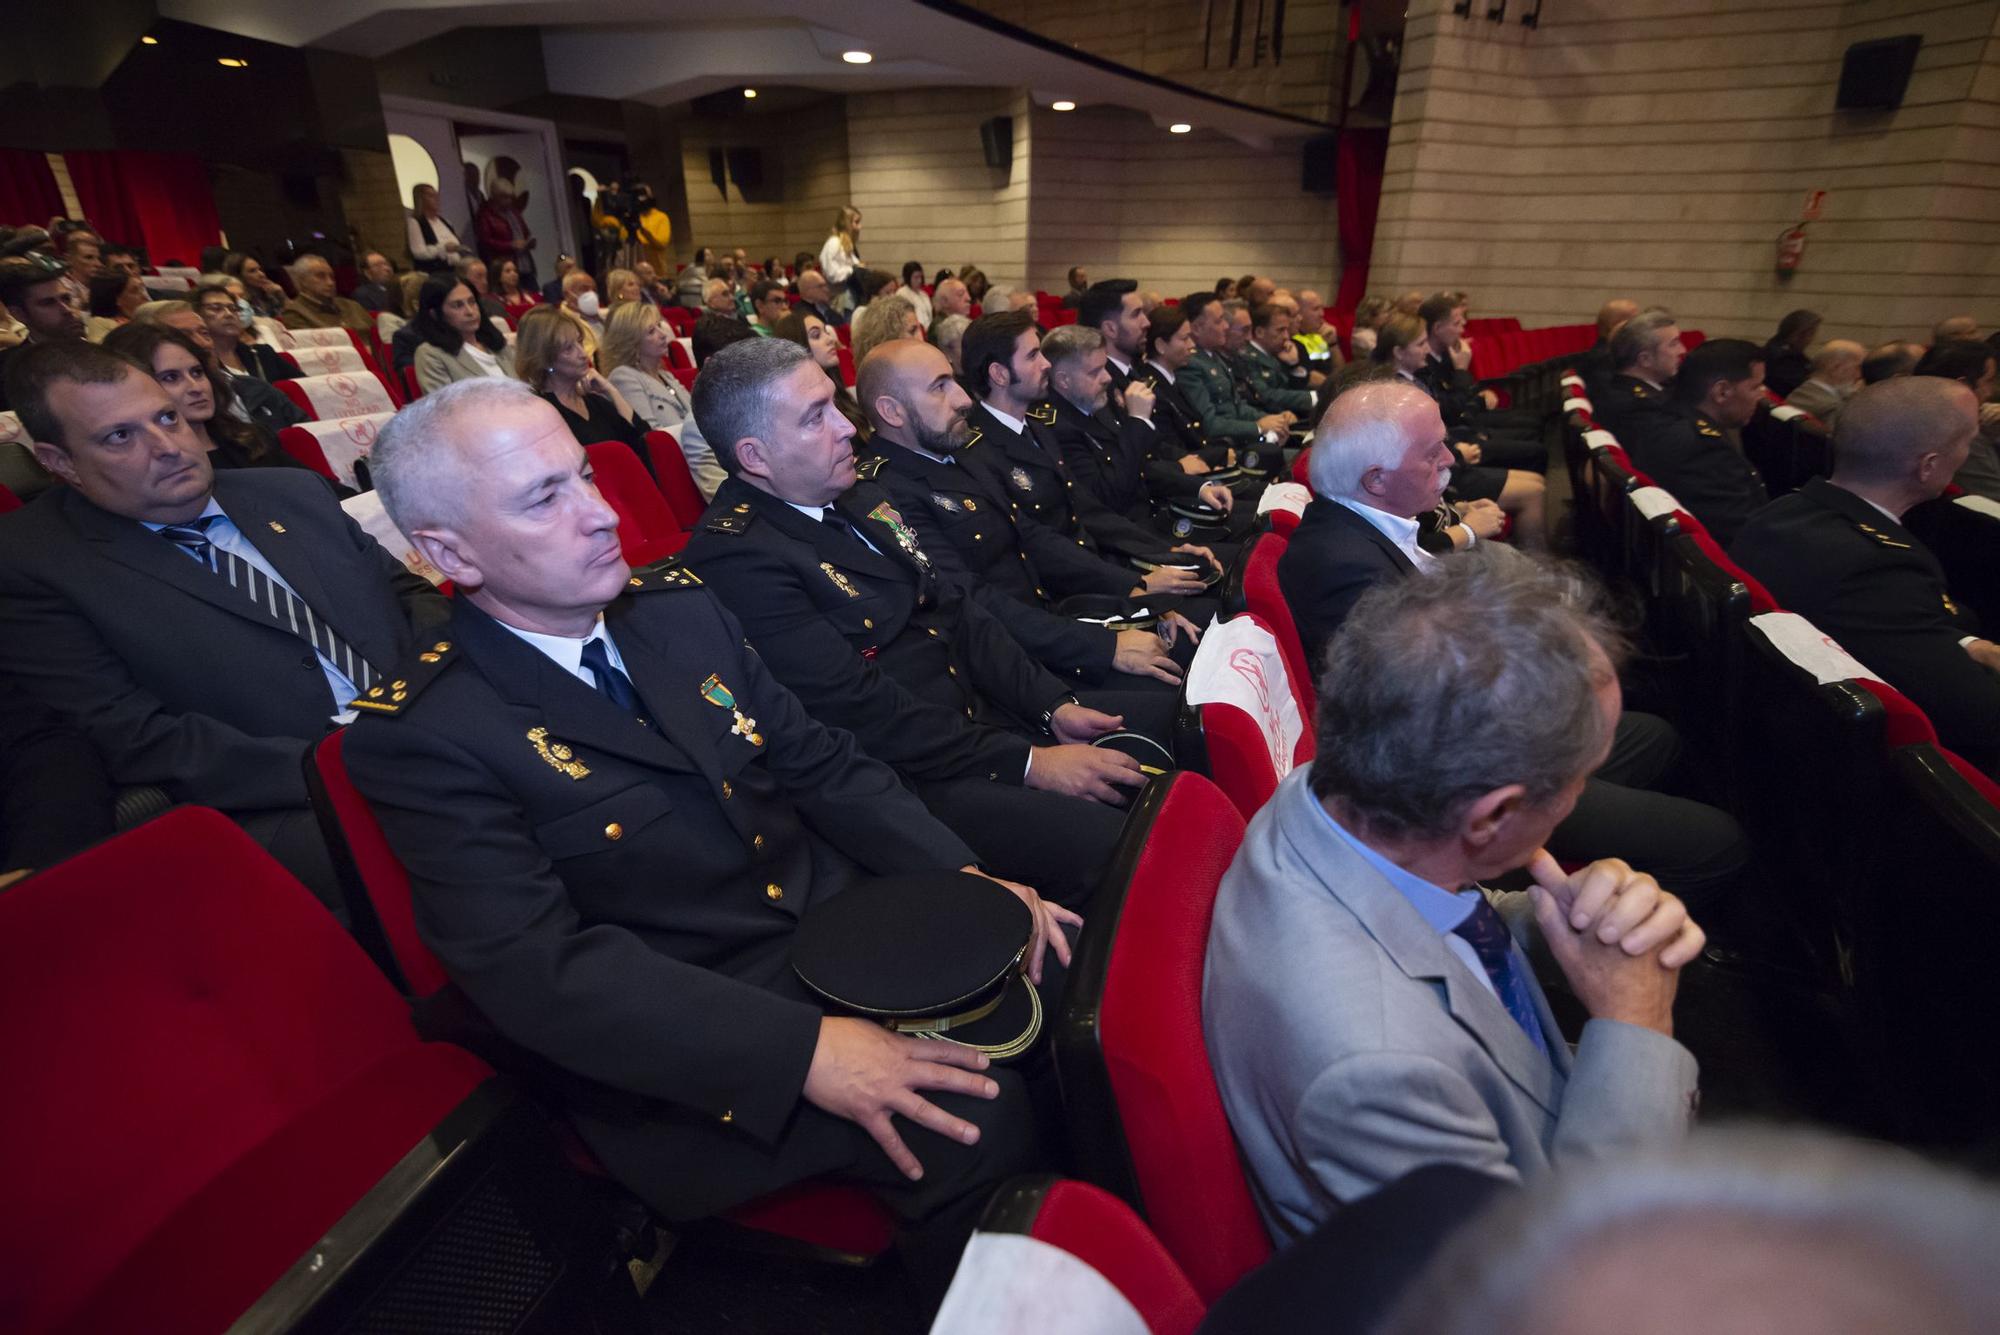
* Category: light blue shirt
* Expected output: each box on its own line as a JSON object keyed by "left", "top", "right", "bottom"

{"left": 144, "top": 498, "right": 359, "bottom": 718}
{"left": 1311, "top": 798, "right": 1500, "bottom": 1003}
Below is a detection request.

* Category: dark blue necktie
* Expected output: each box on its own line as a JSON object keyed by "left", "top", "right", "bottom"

{"left": 156, "top": 514, "right": 222, "bottom": 564}
{"left": 579, "top": 638, "right": 642, "bottom": 717}
{"left": 1452, "top": 895, "right": 1549, "bottom": 1055}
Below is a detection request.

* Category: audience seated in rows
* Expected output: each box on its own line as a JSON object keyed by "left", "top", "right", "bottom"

{"left": 1732, "top": 376, "right": 1999, "bottom": 777}
{"left": 1622, "top": 337, "right": 1769, "bottom": 547}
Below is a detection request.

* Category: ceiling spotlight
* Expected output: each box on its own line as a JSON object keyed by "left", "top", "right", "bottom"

{"left": 1051, "top": 100, "right": 1076, "bottom": 111}
{"left": 217, "top": 56, "right": 249, "bottom": 68}
{"left": 140, "top": 35, "right": 159, "bottom": 45}
{"left": 743, "top": 87, "right": 758, "bottom": 98}
{"left": 842, "top": 50, "right": 873, "bottom": 64}
{"left": 1169, "top": 122, "right": 1192, "bottom": 134}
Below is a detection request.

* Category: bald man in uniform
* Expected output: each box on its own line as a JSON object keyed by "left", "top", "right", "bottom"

{"left": 1732, "top": 378, "right": 2000, "bottom": 776}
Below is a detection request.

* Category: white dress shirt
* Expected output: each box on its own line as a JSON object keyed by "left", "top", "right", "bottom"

{"left": 496, "top": 615, "right": 631, "bottom": 688}
{"left": 982, "top": 403, "right": 1029, "bottom": 437}
{"left": 1332, "top": 497, "right": 1437, "bottom": 570}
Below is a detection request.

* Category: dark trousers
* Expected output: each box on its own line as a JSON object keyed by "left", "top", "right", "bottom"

{"left": 1546, "top": 712, "right": 1749, "bottom": 911}
{"left": 914, "top": 777, "right": 1125, "bottom": 909}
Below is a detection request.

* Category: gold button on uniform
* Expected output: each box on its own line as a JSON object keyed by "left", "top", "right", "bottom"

{"left": 752, "top": 834, "right": 766, "bottom": 853}
{"left": 721, "top": 780, "right": 734, "bottom": 799}
{"left": 720, "top": 1109, "right": 733, "bottom": 1124}
{"left": 765, "top": 883, "right": 784, "bottom": 902}
{"left": 863, "top": 617, "right": 874, "bottom": 629}
{"left": 604, "top": 822, "right": 624, "bottom": 841}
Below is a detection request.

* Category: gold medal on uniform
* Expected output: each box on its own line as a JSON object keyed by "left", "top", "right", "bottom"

{"left": 700, "top": 673, "right": 762, "bottom": 746}
{"left": 820, "top": 562, "right": 861, "bottom": 598}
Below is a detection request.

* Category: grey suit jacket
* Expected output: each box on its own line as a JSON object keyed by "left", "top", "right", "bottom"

{"left": 0, "top": 469, "right": 447, "bottom": 813}
{"left": 411, "top": 339, "right": 518, "bottom": 395}
{"left": 1203, "top": 766, "right": 1698, "bottom": 1246}
{"left": 1781, "top": 378, "right": 1846, "bottom": 428}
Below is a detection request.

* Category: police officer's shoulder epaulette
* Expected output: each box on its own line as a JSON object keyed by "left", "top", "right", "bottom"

{"left": 1849, "top": 518, "right": 1914, "bottom": 550}
{"left": 704, "top": 501, "right": 756, "bottom": 536}
{"left": 625, "top": 559, "right": 706, "bottom": 590}
{"left": 1027, "top": 402, "right": 1057, "bottom": 425}
{"left": 1695, "top": 416, "right": 1724, "bottom": 439}
{"left": 853, "top": 454, "right": 887, "bottom": 480}
{"left": 348, "top": 636, "right": 460, "bottom": 717}
{"left": 1629, "top": 381, "right": 1653, "bottom": 399}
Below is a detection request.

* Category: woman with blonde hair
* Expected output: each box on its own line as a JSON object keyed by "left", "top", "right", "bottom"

{"left": 598, "top": 300, "right": 724, "bottom": 498}
{"left": 514, "top": 304, "right": 654, "bottom": 472}
{"left": 817, "top": 204, "right": 864, "bottom": 311}
{"left": 850, "top": 293, "right": 922, "bottom": 367}
{"left": 602, "top": 267, "right": 643, "bottom": 310}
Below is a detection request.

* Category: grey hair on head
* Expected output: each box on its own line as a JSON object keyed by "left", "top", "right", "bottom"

{"left": 1307, "top": 378, "right": 1434, "bottom": 499}
{"left": 1609, "top": 307, "right": 1677, "bottom": 372}
{"left": 690, "top": 335, "right": 813, "bottom": 475}
{"left": 1309, "top": 544, "right": 1628, "bottom": 843}
{"left": 369, "top": 375, "right": 547, "bottom": 534}
{"left": 1039, "top": 323, "right": 1105, "bottom": 367}
{"left": 1380, "top": 1128, "right": 2000, "bottom": 1335}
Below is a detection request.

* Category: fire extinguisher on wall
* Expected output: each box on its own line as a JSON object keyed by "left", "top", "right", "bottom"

{"left": 1776, "top": 224, "right": 1808, "bottom": 275}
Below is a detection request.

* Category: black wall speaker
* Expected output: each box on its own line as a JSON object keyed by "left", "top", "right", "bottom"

{"left": 1302, "top": 134, "right": 1338, "bottom": 195}
{"left": 979, "top": 116, "right": 1013, "bottom": 171}
{"left": 726, "top": 147, "right": 764, "bottom": 191}
{"left": 1836, "top": 34, "right": 1921, "bottom": 110}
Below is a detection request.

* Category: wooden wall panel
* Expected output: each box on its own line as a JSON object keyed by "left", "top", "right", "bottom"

{"left": 1371, "top": 0, "right": 2000, "bottom": 345}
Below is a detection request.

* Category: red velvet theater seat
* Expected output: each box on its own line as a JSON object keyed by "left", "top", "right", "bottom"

{"left": 971, "top": 1176, "right": 1206, "bottom": 1335}
{"left": 1054, "top": 772, "right": 1271, "bottom": 1303}
{"left": 588, "top": 439, "right": 691, "bottom": 565}
{"left": 1189, "top": 613, "right": 1317, "bottom": 820}
{"left": 1234, "top": 530, "right": 1315, "bottom": 729}
{"left": 643, "top": 429, "right": 709, "bottom": 529}
{"left": 0, "top": 807, "right": 643, "bottom": 1334}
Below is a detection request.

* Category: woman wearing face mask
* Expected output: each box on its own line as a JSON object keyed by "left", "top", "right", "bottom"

{"left": 600, "top": 300, "right": 723, "bottom": 498}
{"left": 514, "top": 305, "right": 653, "bottom": 474}
{"left": 192, "top": 282, "right": 296, "bottom": 384}
{"left": 411, "top": 275, "right": 516, "bottom": 394}
{"left": 772, "top": 308, "right": 870, "bottom": 442}
{"left": 101, "top": 323, "right": 316, "bottom": 477}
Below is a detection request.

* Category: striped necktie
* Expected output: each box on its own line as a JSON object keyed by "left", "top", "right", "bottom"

{"left": 1452, "top": 894, "right": 1550, "bottom": 1056}
{"left": 156, "top": 515, "right": 377, "bottom": 692}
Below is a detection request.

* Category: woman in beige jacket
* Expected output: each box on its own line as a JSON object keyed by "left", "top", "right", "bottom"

{"left": 410, "top": 274, "right": 517, "bottom": 395}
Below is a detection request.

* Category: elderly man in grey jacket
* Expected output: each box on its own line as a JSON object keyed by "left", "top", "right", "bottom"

{"left": 1204, "top": 546, "right": 1704, "bottom": 1247}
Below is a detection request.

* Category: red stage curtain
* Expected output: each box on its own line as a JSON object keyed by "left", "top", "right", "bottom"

{"left": 1333, "top": 128, "right": 1389, "bottom": 317}
{"left": 0, "top": 150, "right": 64, "bottom": 229}
{"left": 64, "top": 150, "right": 221, "bottom": 267}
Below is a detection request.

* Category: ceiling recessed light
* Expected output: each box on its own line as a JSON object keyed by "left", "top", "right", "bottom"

{"left": 1051, "top": 100, "right": 1076, "bottom": 111}
{"left": 140, "top": 35, "right": 159, "bottom": 45}
{"left": 842, "top": 50, "right": 873, "bottom": 64}
{"left": 1169, "top": 122, "right": 1193, "bottom": 133}
{"left": 217, "top": 56, "right": 249, "bottom": 68}
{"left": 743, "top": 87, "right": 758, "bottom": 98}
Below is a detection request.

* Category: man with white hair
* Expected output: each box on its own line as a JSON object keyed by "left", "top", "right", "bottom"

{"left": 342, "top": 375, "right": 1047, "bottom": 1282}
{"left": 278, "top": 253, "right": 371, "bottom": 335}
{"left": 1276, "top": 380, "right": 1748, "bottom": 907}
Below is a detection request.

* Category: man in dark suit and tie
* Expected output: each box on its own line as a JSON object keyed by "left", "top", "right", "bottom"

{"left": 1275, "top": 379, "right": 1747, "bottom": 908}
{"left": 0, "top": 340, "right": 447, "bottom": 910}
{"left": 342, "top": 376, "right": 1055, "bottom": 1285}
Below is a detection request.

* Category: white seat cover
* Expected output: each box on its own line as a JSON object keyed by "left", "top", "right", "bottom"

{"left": 285, "top": 326, "right": 356, "bottom": 348}
{"left": 341, "top": 489, "right": 445, "bottom": 587}
{"left": 292, "top": 373, "right": 394, "bottom": 420}
{"left": 294, "top": 412, "right": 393, "bottom": 490}
{"left": 1185, "top": 615, "right": 1304, "bottom": 780}
{"left": 929, "top": 1233, "right": 1147, "bottom": 1335}
{"left": 1750, "top": 611, "right": 1883, "bottom": 686}
{"left": 288, "top": 343, "right": 368, "bottom": 376}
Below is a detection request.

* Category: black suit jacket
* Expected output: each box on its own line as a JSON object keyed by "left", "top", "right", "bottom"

{"left": 1731, "top": 479, "right": 2000, "bottom": 775}
{"left": 343, "top": 578, "right": 978, "bottom": 1216}
{"left": 1623, "top": 407, "right": 1768, "bottom": 547}
{"left": 0, "top": 469, "right": 446, "bottom": 812}
{"left": 1276, "top": 497, "right": 1418, "bottom": 688}
{"left": 867, "top": 443, "right": 1124, "bottom": 678}
{"left": 1134, "top": 363, "right": 1227, "bottom": 466}
{"left": 1593, "top": 373, "right": 1679, "bottom": 443}
{"left": 682, "top": 477, "right": 1070, "bottom": 785}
